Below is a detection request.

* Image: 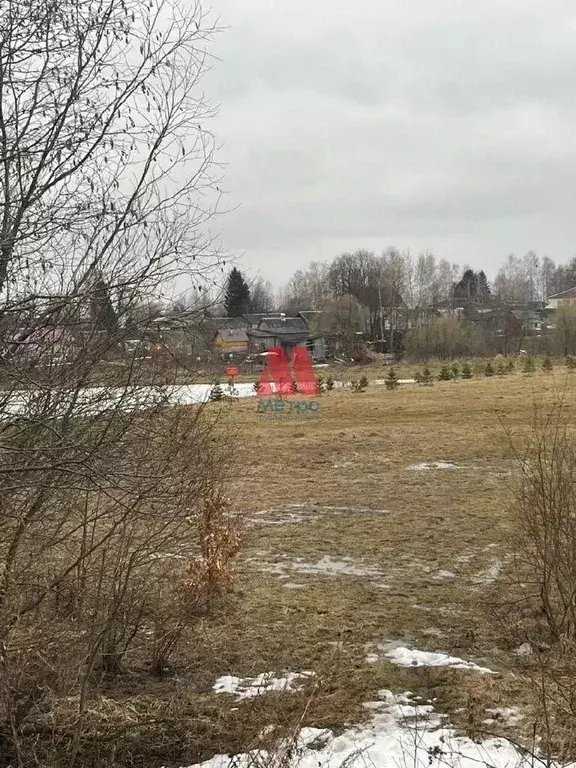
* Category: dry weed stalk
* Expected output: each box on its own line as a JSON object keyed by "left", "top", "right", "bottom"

{"left": 496, "top": 396, "right": 576, "bottom": 760}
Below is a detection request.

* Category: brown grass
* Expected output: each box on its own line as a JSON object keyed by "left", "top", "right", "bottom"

{"left": 62, "top": 368, "right": 576, "bottom": 766}
{"left": 185, "top": 371, "right": 576, "bottom": 749}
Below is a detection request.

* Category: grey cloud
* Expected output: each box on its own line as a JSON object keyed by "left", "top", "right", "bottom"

{"left": 203, "top": 0, "right": 576, "bottom": 283}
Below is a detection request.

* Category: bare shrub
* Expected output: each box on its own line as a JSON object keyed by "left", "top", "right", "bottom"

{"left": 507, "top": 400, "right": 576, "bottom": 643}
{"left": 0, "top": 0, "right": 239, "bottom": 763}
{"left": 496, "top": 397, "right": 576, "bottom": 759}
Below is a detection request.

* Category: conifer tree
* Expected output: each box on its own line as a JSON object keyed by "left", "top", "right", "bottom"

{"left": 224, "top": 267, "right": 251, "bottom": 317}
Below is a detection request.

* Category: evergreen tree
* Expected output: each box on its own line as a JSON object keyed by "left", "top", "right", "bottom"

{"left": 316, "top": 375, "right": 325, "bottom": 393}
{"left": 224, "top": 267, "right": 251, "bottom": 317}
{"left": 542, "top": 357, "right": 553, "bottom": 374}
{"left": 90, "top": 273, "right": 119, "bottom": 335}
{"left": 422, "top": 367, "right": 434, "bottom": 386}
{"left": 484, "top": 361, "right": 495, "bottom": 377}
{"left": 385, "top": 368, "right": 399, "bottom": 390}
{"left": 209, "top": 381, "right": 224, "bottom": 401}
{"left": 566, "top": 356, "right": 576, "bottom": 372}
{"left": 453, "top": 269, "right": 492, "bottom": 303}
{"left": 453, "top": 269, "right": 478, "bottom": 300}
{"left": 414, "top": 371, "right": 423, "bottom": 384}
{"left": 523, "top": 356, "right": 536, "bottom": 375}
{"left": 506, "top": 358, "right": 515, "bottom": 373}
{"left": 438, "top": 365, "right": 452, "bottom": 381}
{"left": 461, "top": 363, "right": 473, "bottom": 379}
{"left": 477, "top": 271, "right": 491, "bottom": 302}
{"left": 451, "top": 362, "right": 460, "bottom": 379}
{"left": 326, "top": 376, "right": 335, "bottom": 391}
{"left": 496, "top": 360, "right": 507, "bottom": 376}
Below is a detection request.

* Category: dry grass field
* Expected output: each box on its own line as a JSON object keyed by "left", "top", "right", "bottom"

{"left": 140, "top": 368, "right": 576, "bottom": 766}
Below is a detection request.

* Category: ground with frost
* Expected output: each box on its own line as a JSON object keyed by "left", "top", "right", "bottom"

{"left": 180, "top": 689, "right": 537, "bottom": 768}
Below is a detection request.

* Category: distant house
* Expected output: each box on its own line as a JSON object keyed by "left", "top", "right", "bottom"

{"left": 547, "top": 287, "right": 576, "bottom": 309}
{"left": 510, "top": 307, "right": 544, "bottom": 333}
{"left": 213, "top": 328, "right": 249, "bottom": 355}
{"left": 2, "top": 326, "right": 77, "bottom": 365}
{"left": 248, "top": 316, "right": 309, "bottom": 356}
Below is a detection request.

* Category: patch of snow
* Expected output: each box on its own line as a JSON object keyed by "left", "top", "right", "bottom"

{"left": 433, "top": 570, "right": 456, "bottom": 580}
{"left": 251, "top": 555, "right": 383, "bottom": 581}
{"left": 283, "top": 582, "right": 307, "bottom": 590}
{"left": 181, "top": 689, "right": 540, "bottom": 768}
{"left": 385, "top": 647, "right": 496, "bottom": 675}
{"left": 289, "top": 556, "right": 382, "bottom": 579}
{"left": 472, "top": 559, "right": 504, "bottom": 585}
{"left": 408, "top": 461, "right": 459, "bottom": 471}
{"left": 514, "top": 643, "right": 533, "bottom": 657}
{"left": 315, "top": 505, "right": 390, "bottom": 514}
{"left": 484, "top": 708, "right": 524, "bottom": 728}
{"left": 213, "top": 671, "right": 313, "bottom": 700}
{"left": 373, "top": 378, "right": 416, "bottom": 386}
{"left": 245, "top": 504, "right": 388, "bottom": 525}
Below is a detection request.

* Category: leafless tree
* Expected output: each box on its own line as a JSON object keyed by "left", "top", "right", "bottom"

{"left": 0, "top": 1, "right": 239, "bottom": 764}
{"left": 249, "top": 276, "right": 276, "bottom": 314}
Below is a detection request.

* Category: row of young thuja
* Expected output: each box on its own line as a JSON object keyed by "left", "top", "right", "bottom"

{"left": 207, "top": 355, "right": 576, "bottom": 401}
{"left": 414, "top": 355, "right": 576, "bottom": 385}
{"left": 206, "top": 375, "right": 339, "bottom": 401}
{"left": 252, "top": 375, "right": 338, "bottom": 396}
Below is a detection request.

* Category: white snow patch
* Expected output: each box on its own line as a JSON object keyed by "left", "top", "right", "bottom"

{"left": 245, "top": 504, "right": 389, "bottom": 526}
{"left": 433, "top": 570, "right": 456, "bottom": 580}
{"left": 180, "top": 689, "right": 542, "bottom": 768}
{"left": 250, "top": 555, "right": 383, "bottom": 581}
{"left": 385, "top": 647, "right": 496, "bottom": 675}
{"left": 408, "top": 461, "right": 459, "bottom": 471}
{"left": 373, "top": 378, "right": 416, "bottom": 386}
{"left": 290, "top": 556, "right": 382, "bottom": 578}
{"left": 484, "top": 708, "right": 524, "bottom": 727}
{"left": 213, "top": 671, "right": 313, "bottom": 700}
{"left": 472, "top": 559, "right": 504, "bottom": 585}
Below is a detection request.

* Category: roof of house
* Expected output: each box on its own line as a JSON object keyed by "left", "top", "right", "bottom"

{"left": 298, "top": 310, "right": 322, "bottom": 325}
{"left": 214, "top": 328, "right": 248, "bottom": 343}
{"left": 258, "top": 317, "right": 308, "bottom": 333}
{"left": 243, "top": 313, "right": 269, "bottom": 325}
{"left": 202, "top": 316, "right": 248, "bottom": 331}
{"left": 548, "top": 287, "right": 576, "bottom": 299}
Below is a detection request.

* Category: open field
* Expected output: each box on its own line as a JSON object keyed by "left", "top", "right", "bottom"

{"left": 62, "top": 369, "right": 576, "bottom": 767}
{"left": 137, "top": 368, "right": 573, "bottom": 767}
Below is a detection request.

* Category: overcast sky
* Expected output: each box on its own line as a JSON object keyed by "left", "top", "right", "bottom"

{"left": 204, "top": 0, "right": 576, "bottom": 287}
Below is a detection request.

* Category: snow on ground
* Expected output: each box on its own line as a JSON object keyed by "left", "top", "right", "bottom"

{"left": 178, "top": 689, "right": 542, "bottom": 768}
{"left": 408, "top": 461, "right": 460, "bottom": 471}
{"left": 433, "top": 570, "right": 456, "bottom": 580}
{"left": 3, "top": 372, "right": 425, "bottom": 421}
{"left": 246, "top": 505, "right": 320, "bottom": 525}
{"left": 472, "top": 558, "right": 506, "bottom": 585}
{"left": 372, "top": 378, "right": 416, "bottom": 386}
{"left": 484, "top": 708, "right": 524, "bottom": 728}
{"left": 0, "top": 382, "right": 258, "bottom": 420}
{"left": 250, "top": 555, "right": 385, "bottom": 581}
{"left": 384, "top": 647, "right": 496, "bottom": 675}
{"left": 213, "top": 671, "right": 313, "bottom": 700}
